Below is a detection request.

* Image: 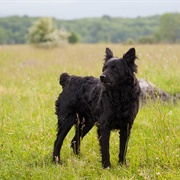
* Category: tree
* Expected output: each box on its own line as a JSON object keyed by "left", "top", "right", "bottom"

{"left": 159, "top": 13, "right": 180, "bottom": 43}
{"left": 27, "top": 17, "right": 69, "bottom": 48}
{"left": 0, "top": 27, "right": 8, "bottom": 44}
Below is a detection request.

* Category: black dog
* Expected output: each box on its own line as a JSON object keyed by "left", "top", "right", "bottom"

{"left": 53, "top": 48, "right": 140, "bottom": 168}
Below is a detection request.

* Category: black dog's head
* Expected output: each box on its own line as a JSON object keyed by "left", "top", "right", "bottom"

{"left": 100, "top": 48, "right": 138, "bottom": 88}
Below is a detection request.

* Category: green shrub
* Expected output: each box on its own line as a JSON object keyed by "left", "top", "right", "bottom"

{"left": 27, "top": 17, "right": 69, "bottom": 48}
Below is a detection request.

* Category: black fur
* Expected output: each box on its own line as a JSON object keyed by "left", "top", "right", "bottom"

{"left": 53, "top": 48, "right": 140, "bottom": 168}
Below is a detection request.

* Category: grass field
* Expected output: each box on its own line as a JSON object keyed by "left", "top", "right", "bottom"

{"left": 0, "top": 44, "right": 180, "bottom": 179}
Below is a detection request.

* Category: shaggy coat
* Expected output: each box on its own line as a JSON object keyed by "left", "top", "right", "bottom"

{"left": 53, "top": 48, "right": 140, "bottom": 168}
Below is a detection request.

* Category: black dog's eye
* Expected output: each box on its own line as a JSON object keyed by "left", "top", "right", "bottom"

{"left": 103, "top": 66, "right": 107, "bottom": 71}
{"left": 112, "top": 66, "right": 118, "bottom": 71}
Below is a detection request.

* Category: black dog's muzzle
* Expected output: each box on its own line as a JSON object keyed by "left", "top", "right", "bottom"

{"left": 100, "top": 74, "right": 106, "bottom": 83}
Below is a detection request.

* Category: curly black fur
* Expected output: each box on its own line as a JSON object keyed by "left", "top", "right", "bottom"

{"left": 53, "top": 48, "right": 140, "bottom": 168}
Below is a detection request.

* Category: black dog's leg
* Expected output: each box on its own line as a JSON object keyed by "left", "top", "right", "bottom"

{"left": 71, "top": 117, "right": 94, "bottom": 155}
{"left": 119, "top": 124, "right": 132, "bottom": 165}
{"left": 70, "top": 115, "right": 82, "bottom": 155}
{"left": 53, "top": 114, "right": 76, "bottom": 164}
{"left": 98, "top": 126, "right": 111, "bottom": 168}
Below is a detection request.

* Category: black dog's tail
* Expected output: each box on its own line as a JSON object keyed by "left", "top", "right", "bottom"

{"left": 59, "top": 73, "right": 70, "bottom": 87}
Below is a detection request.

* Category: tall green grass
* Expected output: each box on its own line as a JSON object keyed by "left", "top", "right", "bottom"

{"left": 0, "top": 44, "right": 180, "bottom": 179}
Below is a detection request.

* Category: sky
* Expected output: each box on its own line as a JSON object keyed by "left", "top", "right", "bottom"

{"left": 0, "top": 0, "right": 179, "bottom": 20}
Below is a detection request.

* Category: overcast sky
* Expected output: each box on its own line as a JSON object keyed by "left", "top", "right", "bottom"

{"left": 0, "top": 0, "right": 179, "bottom": 19}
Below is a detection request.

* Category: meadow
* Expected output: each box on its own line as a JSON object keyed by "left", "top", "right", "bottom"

{"left": 0, "top": 44, "right": 180, "bottom": 179}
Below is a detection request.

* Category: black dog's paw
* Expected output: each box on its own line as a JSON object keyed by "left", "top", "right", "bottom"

{"left": 70, "top": 141, "right": 80, "bottom": 155}
{"left": 53, "top": 156, "right": 62, "bottom": 165}
{"left": 102, "top": 162, "right": 111, "bottom": 169}
{"left": 119, "top": 161, "right": 129, "bottom": 168}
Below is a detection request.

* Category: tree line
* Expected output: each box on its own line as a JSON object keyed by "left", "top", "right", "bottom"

{"left": 0, "top": 13, "right": 179, "bottom": 44}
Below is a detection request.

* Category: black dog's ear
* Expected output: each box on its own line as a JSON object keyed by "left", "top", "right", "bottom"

{"left": 105, "top": 47, "right": 113, "bottom": 62}
{"left": 123, "top": 48, "right": 136, "bottom": 63}
{"left": 123, "top": 48, "right": 138, "bottom": 73}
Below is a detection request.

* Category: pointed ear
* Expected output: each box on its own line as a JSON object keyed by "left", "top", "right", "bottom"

{"left": 105, "top": 47, "right": 113, "bottom": 62}
{"left": 123, "top": 48, "right": 136, "bottom": 63}
{"left": 123, "top": 48, "right": 138, "bottom": 73}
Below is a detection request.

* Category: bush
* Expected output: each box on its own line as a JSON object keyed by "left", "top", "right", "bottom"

{"left": 68, "top": 32, "right": 80, "bottom": 44}
{"left": 123, "top": 38, "right": 136, "bottom": 45}
{"left": 138, "top": 36, "right": 156, "bottom": 44}
{"left": 27, "top": 17, "right": 69, "bottom": 48}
